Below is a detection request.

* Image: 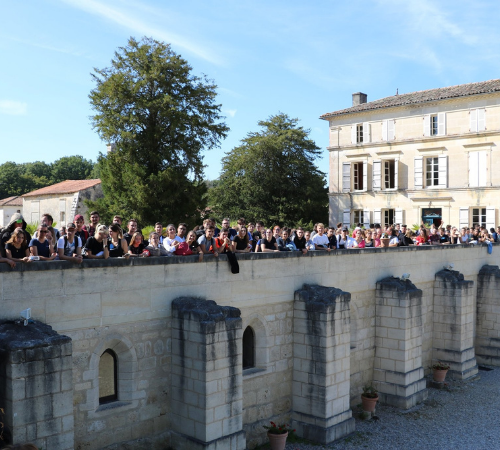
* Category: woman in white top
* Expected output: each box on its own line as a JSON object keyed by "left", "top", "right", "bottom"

{"left": 163, "top": 224, "right": 181, "bottom": 255}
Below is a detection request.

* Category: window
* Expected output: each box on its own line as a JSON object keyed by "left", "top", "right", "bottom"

{"left": 384, "top": 160, "right": 396, "bottom": 189}
{"left": 424, "top": 113, "right": 446, "bottom": 137}
{"left": 356, "top": 124, "right": 363, "bottom": 143}
{"left": 470, "top": 108, "right": 486, "bottom": 132}
{"left": 353, "top": 210, "right": 370, "bottom": 228}
{"left": 384, "top": 209, "right": 395, "bottom": 227}
{"left": 472, "top": 208, "right": 487, "bottom": 227}
{"left": 60, "top": 211, "right": 65, "bottom": 223}
{"left": 242, "top": 327, "right": 255, "bottom": 370}
{"left": 382, "top": 119, "right": 395, "bottom": 141}
{"left": 353, "top": 162, "right": 364, "bottom": 190}
{"left": 469, "top": 151, "right": 487, "bottom": 187}
{"left": 426, "top": 157, "right": 439, "bottom": 187}
{"left": 351, "top": 123, "right": 370, "bottom": 144}
{"left": 99, "top": 349, "right": 117, "bottom": 404}
{"left": 353, "top": 210, "right": 363, "bottom": 225}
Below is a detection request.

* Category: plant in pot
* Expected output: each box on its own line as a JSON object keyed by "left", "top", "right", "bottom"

{"left": 262, "top": 421, "right": 294, "bottom": 450}
{"left": 361, "top": 384, "right": 379, "bottom": 413}
{"left": 380, "top": 232, "right": 390, "bottom": 248}
{"left": 432, "top": 361, "right": 450, "bottom": 382}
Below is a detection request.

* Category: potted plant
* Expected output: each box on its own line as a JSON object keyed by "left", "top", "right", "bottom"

{"left": 380, "top": 232, "right": 390, "bottom": 248}
{"left": 262, "top": 421, "right": 294, "bottom": 450}
{"left": 361, "top": 384, "right": 379, "bottom": 413}
{"left": 432, "top": 361, "right": 450, "bottom": 382}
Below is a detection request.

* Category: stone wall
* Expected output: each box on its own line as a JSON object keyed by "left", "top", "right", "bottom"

{"left": 0, "top": 244, "right": 498, "bottom": 448}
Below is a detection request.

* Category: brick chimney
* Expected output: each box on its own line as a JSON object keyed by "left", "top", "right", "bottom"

{"left": 352, "top": 92, "right": 367, "bottom": 106}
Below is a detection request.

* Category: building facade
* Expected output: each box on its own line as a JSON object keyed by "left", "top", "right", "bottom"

{"left": 321, "top": 79, "right": 500, "bottom": 229}
{"left": 22, "top": 179, "right": 102, "bottom": 226}
{"left": 0, "top": 196, "right": 22, "bottom": 227}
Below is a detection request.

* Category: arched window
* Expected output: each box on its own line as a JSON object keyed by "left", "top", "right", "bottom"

{"left": 242, "top": 326, "right": 255, "bottom": 369}
{"left": 99, "top": 349, "right": 117, "bottom": 404}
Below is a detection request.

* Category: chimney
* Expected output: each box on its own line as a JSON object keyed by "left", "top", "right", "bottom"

{"left": 352, "top": 92, "right": 367, "bottom": 106}
{"left": 106, "top": 143, "right": 116, "bottom": 153}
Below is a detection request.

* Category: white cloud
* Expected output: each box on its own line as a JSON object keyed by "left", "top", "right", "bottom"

{"left": 6, "top": 36, "right": 89, "bottom": 58}
{"left": 224, "top": 109, "right": 237, "bottom": 118}
{"left": 60, "top": 0, "right": 223, "bottom": 65}
{"left": 0, "top": 100, "right": 27, "bottom": 116}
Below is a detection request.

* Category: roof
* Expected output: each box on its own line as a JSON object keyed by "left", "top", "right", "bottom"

{"left": 320, "top": 79, "right": 500, "bottom": 119}
{"left": 22, "top": 179, "right": 101, "bottom": 198}
{"left": 0, "top": 196, "right": 23, "bottom": 207}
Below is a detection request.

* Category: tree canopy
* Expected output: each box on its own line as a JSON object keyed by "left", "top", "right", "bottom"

{"left": 208, "top": 113, "right": 328, "bottom": 226}
{"left": 87, "top": 36, "right": 228, "bottom": 226}
{"left": 0, "top": 156, "right": 95, "bottom": 200}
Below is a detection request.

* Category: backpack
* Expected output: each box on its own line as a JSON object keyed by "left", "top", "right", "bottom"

{"left": 175, "top": 242, "right": 192, "bottom": 256}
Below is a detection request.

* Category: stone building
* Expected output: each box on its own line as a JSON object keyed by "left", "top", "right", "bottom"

{"left": 321, "top": 79, "right": 500, "bottom": 229}
{"left": 21, "top": 179, "right": 102, "bottom": 226}
{"left": 0, "top": 196, "right": 23, "bottom": 227}
{"left": 0, "top": 245, "right": 498, "bottom": 449}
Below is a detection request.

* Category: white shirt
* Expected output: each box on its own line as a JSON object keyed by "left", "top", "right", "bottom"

{"left": 312, "top": 234, "right": 329, "bottom": 247}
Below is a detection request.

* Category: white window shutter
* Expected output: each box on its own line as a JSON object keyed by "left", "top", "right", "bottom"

{"left": 363, "top": 160, "right": 368, "bottom": 191}
{"left": 394, "top": 158, "right": 399, "bottom": 190}
{"left": 459, "top": 208, "right": 469, "bottom": 229}
{"left": 373, "top": 209, "right": 381, "bottom": 226}
{"left": 342, "top": 162, "right": 351, "bottom": 192}
{"left": 470, "top": 109, "right": 477, "bottom": 132}
{"left": 372, "top": 160, "right": 381, "bottom": 191}
{"left": 395, "top": 208, "right": 403, "bottom": 226}
{"left": 343, "top": 209, "right": 351, "bottom": 228}
{"left": 414, "top": 156, "right": 423, "bottom": 189}
{"left": 363, "top": 122, "right": 371, "bottom": 143}
{"left": 438, "top": 155, "right": 448, "bottom": 188}
{"left": 363, "top": 209, "right": 370, "bottom": 228}
{"left": 438, "top": 112, "right": 446, "bottom": 136}
{"left": 469, "top": 152, "right": 479, "bottom": 187}
{"left": 478, "top": 151, "right": 487, "bottom": 187}
{"left": 486, "top": 207, "right": 496, "bottom": 230}
{"left": 351, "top": 125, "right": 357, "bottom": 144}
{"left": 388, "top": 119, "right": 395, "bottom": 140}
{"left": 423, "top": 115, "right": 431, "bottom": 136}
{"left": 382, "top": 120, "right": 388, "bottom": 141}
{"left": 478, "top": 108, "right": 486, "bottom": 131}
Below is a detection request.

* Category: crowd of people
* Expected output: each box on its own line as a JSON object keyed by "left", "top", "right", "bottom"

{"left": 0, "top": 211, "right": 497, "bottom": 268}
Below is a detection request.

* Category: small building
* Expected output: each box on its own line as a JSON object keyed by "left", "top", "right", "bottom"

{"left": 22, "top": 179, "right": 102, "bottom": 226}
{"left": 0, "top": 196, "right": 23, "bottom": 227}
{"left": 321, "top": 79, "right": 500, "bottom": 229}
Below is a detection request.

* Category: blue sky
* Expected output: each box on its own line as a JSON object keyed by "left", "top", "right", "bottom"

{"left": 1, "top": 0, "right": 500, "bottom": 181}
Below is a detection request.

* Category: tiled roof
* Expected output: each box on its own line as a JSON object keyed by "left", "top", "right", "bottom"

{"left": 22, "top": 179, "right": 101, "bottom": 197}
{"left": 0, "top": 196, "right": 23, "bottom": 207}
{"left": 320, "top": 79, "right": 500, "bottom": 119}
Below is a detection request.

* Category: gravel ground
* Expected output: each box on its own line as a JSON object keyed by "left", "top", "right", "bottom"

{"left": 286, "top": 366, "right": 500, "bottom": 450}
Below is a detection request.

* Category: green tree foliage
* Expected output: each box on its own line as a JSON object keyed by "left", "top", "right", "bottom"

{"left": 208, "top": 113, "right": 328, "bottom": 226}
{"left": 87, "top": 37, "right": 228, "bottom": 227}
{"left": 0, "top": 157, "right": 95, "bottom": 200}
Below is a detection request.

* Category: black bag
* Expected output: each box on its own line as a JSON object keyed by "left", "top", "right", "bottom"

{"left": 226, "top": 251, "right": 239, "bottom": 274}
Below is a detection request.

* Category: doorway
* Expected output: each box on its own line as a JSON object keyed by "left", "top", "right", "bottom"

{"left": 422, "top": 208, "right": 442, "bottom": 227}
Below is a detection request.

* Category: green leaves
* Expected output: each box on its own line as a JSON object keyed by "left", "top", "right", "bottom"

{"left": 208, "top": 113, "right": 328, "bottom": 226}
{"left": 88, "top": 37, "right": 227, "bottom": 227}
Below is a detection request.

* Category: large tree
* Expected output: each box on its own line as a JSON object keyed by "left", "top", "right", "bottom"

{"left": 208, "top": 113, "right": 328, "bottom": 226}
{"left": 51, "top": 156, "right": 94, "bottom": 183}
{"left": 87, "top": 37, "right": 228, "bottom": 226}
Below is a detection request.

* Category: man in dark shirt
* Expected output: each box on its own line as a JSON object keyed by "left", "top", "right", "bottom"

{"left": 293, "top": 227, "right": 308, "bottom": 254}
{"left": 326, "top": 227, "right": 338, "bottom": 250}
{"left": 123, "top": 219, "right": 138, "bottom": 245}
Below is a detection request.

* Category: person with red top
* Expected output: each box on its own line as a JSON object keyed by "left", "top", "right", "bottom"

{"left": 215, "top": 228, "right": 232, "bottom": 253}
{"left": 415, "top": 227, "right": 429, "bottom": 245}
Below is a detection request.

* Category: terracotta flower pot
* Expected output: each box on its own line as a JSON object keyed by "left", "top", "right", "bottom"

{"left": 267, "top": 431, "right": 288, "bottom": 450}
{"left": 433, "top": 368, "right": 449, "bottom": 382}
{"left": 361, "top": 394, "right": 379, "bottom": 413}
{"left": 380, "top": 238, "right": 390, "bottom": 248}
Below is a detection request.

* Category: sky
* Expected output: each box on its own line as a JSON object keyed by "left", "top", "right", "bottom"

{"left": 1, "top": 0, "right": 500, "bottom": 181}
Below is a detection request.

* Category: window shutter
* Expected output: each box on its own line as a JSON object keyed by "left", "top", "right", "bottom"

{"left": 351, "top": 125, "right": 357, "bottom": 144}
{"left": 363, "top": 160, "right": 368, "bottom": 191}
{"left": 363, "top": 122, "right": 371, "bottom": 143}
{"left": 388, "top": 119, "right": 395, "bottom": 140}
{"left": 469, "top": 152, "right": 479, "bottom": 187}
{"left": 470, "top": 109, "right": 477, "bottom": 132}
{"left": 459, "top": 208, "right": 469, "bottom": 229}
{"left": 343, "top": 209, "right": 351, "bottom": 228}
{"left": 486, "top": 207, "right": 496, "bottom": 230}
{"left": 395, "top": 208, "right": 403, "bottom": 226}
{"left": 478, "top": 108, "right": 486, "bottom": 131}
{"left": 372, "top": 160, "right": 381, "bottom": 191}
{"left": 342, "top": 162, "right": 351, "bottom": 192}
{"left": 423, "top": 115, "right": 431, "bottom": 136}
{"left": 363, "top": 209, "right": 370, "bottom": 228}
{"left": 382, "top": 120, "right": 388, "bottom": 141}
{"left": 373, "top": 209, "right": 381, "bottom": 226}
{"left": 438, "top": 112, "right": 446, "bottom": 136}
{"left": 478, "top": 151, "right": 487, "bottom": 187}
{"left": 414, "top": 156, "right": 423, "bottom": 189}
{"left": 394, "top": 158, "right": 399, "bottom": 190}
{"left": 438, "top": 155, "right": 447, "bottom": 188}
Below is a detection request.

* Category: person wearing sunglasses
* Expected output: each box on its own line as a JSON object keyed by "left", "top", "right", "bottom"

{"left": 29, "top": 224, "right": 57, "bottom": 261}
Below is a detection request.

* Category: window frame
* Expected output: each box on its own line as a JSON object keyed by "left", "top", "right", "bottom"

{"left": 99, "top": 349, "right": 118, "bottom": 405}
{"left": 242, "top": 326, "right": 255, "bottom": 370}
